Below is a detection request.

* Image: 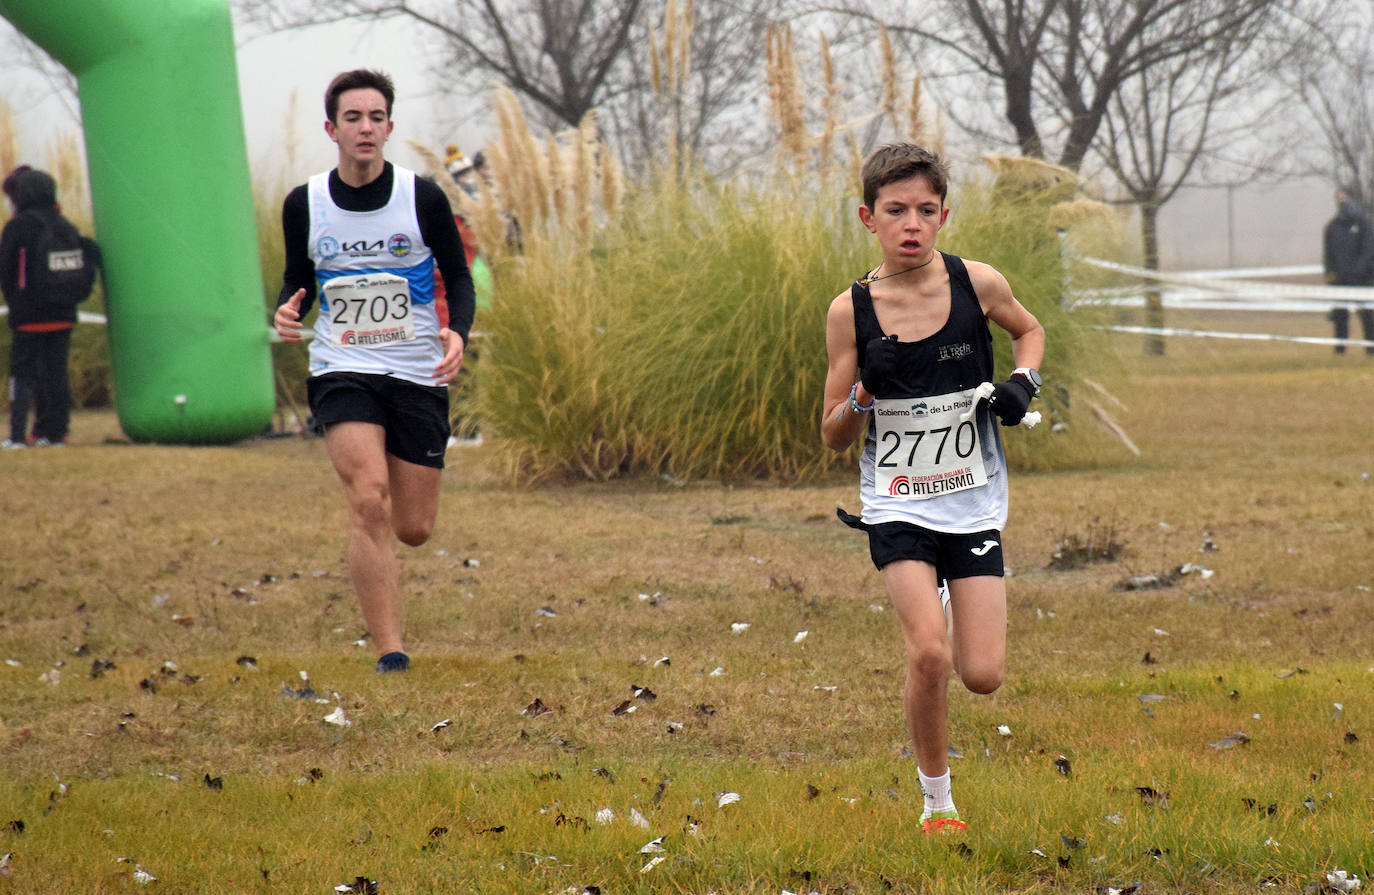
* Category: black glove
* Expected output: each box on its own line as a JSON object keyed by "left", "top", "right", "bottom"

{"left": 860, "top": 334, "right": 899, "bottom": 397}
{"left": 988, "top": 374, "right": 1036, "bottom": 426}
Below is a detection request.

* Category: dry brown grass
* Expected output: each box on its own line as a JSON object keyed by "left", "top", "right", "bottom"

{"left": 0, "top": 326, "right": 1370, "bottom": 891}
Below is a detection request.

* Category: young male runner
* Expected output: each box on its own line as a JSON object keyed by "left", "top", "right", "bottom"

{"left": 821, "top": 144, "right": 1045, "bottom": 832}
{"left": 273, "top": 69, "right": 475, "bottom": 673}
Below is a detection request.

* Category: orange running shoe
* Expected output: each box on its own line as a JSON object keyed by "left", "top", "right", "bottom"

{"left": 920, "top": 810, "right": 968, "bottom": 834}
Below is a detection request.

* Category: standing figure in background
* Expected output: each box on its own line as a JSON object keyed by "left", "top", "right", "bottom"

{"left": 1322, "top": 186, "right": 1374, "bottom": 355}
{"left": 1, "top": 165, "right": 101, "bottom": 449}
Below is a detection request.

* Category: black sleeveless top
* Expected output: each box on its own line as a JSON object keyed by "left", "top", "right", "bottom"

{"left": 852, "top": 251, "right": 995, "bottom": 397}
{"left": 851, "top": 251, "right": 1006, "bottom": 523}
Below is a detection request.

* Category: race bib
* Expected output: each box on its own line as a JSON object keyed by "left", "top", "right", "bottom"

{"left": 322, "top": 272, "right": 415, "bottom": 348}
{"left": 872, "top": 388, "right": 987, "bottom": 499}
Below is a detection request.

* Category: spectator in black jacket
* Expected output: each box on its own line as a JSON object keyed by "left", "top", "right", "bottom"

{"left": 1, "top": 166, "right": 100, "bottom": 447}
{"left": 1322, "top": 186, "right": 1374, "bottom": 355}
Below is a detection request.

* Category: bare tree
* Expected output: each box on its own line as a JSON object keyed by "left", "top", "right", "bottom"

{"left": 235, "top": 0, "right": 788, "bottom": 174}
{"left": 1095, "top": 14, "right": 1287, "bottom": 352}
{"left": 1277, "top": 1, "right": 1374, "bottom": 211}
{"left": 236, "top": 0, "right": 645, "bottom": 131}
{"left": 831, "top": 0, "right": 1291, "bottom": 172}
{"left": 605, "top": 0, "right": 781, "bottom": 175}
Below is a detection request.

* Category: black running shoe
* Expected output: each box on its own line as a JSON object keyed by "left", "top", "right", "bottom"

{"left": 375, "top": 651, "right": 410, "bottom": 674}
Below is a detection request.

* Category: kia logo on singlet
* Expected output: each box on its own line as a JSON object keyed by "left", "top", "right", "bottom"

{"left": 341, "top": 238, "right": 385, "bottom": 255}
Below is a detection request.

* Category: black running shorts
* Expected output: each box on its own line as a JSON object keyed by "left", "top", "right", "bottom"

{"left": 307, "top": 371, "right": 450, "bottom": 469}
{"left": 866, "top": 521, "right": 1004, "bottom": 579}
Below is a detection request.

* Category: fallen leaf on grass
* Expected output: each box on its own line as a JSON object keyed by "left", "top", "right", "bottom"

{"left": 1275, "top": 667, "right": 1306, "bottom": 678}
{"left": 717, "top": 792, "right": 741, "bottom": 808}
{"left": 640, "top": 836, "right": 665, "bottom": 854}
{"left": 521, "top": 698, "right": 553, "bottom": 718}
{"left": 1209, "top": 730, "right": 1250, "bottom": 750}
{"left": 639, "top": 855, "right": 665, "bottom": 873}
{"left": 1054, "top": 756, "right": 1072, "bottom": 777}
{"left": 1136, "top": 786, "right": 1170, "bottom": 808}
{"left": 431, "top": 719, "right": 451, "bottom": 733}
{"left": 323, "top": 707, "right": 351, "bottom": 727}
{"left": 1061, "top": 833, "right": 1085, "bottom": 850}
{"left": 334, "top": 877, "right": 378, "bottom": 894}
{"left": 203, "top": 774, "right": 223, "bottom": 790}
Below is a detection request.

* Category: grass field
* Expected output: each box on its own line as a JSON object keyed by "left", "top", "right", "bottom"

{"left": 0, "top": 326, "right": 1371, "bottom": 894}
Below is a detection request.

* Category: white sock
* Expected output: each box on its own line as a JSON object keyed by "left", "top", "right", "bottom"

{"left": 918, "top": 767, "right": 956, "bottom": 817}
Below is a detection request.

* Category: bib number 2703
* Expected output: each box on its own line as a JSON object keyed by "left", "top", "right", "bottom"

{"left": 322, "top": 272, "right": 415, "bottom": 348}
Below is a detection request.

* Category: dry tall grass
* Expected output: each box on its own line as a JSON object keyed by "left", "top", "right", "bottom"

{"left": 425, "top": 23, "right": 1125, "bottom": 483}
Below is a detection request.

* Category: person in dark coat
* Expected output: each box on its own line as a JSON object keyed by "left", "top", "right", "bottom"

{"left": 1322, "top": 186, "right": 1374, "bottom": 355}
{"left": 1, "top": 166, "right": 100, "bottom": 447}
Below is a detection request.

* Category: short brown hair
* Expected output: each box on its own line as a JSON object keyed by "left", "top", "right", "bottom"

{"left": 324, "top": 69, "right": 395, "bottom": 123}
{"left": 861, "top": 143, "right": 949, "bottom": 209}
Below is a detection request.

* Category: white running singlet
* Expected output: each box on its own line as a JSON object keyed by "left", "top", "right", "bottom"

{"left": 306, "top": 166, "right": 442, "bottom": 386}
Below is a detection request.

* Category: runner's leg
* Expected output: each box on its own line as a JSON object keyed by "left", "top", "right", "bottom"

{"left": 946, "top": 575, "right": 1007, "bottom": 695}
{"left": 324, "top": 421, "right": 405, "bottom": 658}
{"left": 884, "top": 558, "right": 953, "bottom": 775}
{"left": 388, "top": 454, "right": 441, "bottom": 546}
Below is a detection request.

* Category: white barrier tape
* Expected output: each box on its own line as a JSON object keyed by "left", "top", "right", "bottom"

{"left": 1074, "top": 255, "right": 1374, "bottom": 304}
{"left": 1068, "top": 293, "right": 1365, "bottom": 314}
{"left": 1098, "top": 323, "right": 1374, "bottom": 348}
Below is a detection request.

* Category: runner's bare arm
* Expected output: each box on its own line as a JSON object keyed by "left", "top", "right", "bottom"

{"left": 821, "top": 291, "right": 873, "bottom": 450}
{"left": 967, "top": 260, "right": 1045, "bottom": 371}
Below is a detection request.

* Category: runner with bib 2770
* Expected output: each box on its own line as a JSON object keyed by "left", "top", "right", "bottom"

{"left": 821, "top": 144, "right": 1045, "bottom": 835}
{"left": 273, "top": 69, "right": 475, "bottom": 675}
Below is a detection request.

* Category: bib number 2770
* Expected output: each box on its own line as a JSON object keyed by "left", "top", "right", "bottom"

{"left": 872, "top": 389, "right": 987, "bottom": 499}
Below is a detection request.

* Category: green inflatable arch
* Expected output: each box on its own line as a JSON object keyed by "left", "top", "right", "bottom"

{"left": 0, "top": 0, "right": 274, "bottom": 443}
